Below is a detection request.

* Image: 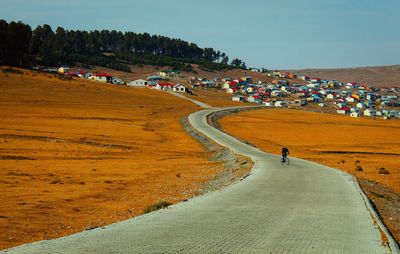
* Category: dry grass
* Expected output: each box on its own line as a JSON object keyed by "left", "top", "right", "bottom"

{"left": 0, "top": 68, "right": 224, "bottom": 249}
{"left": 220, "top": 108, "right": 400, "bottom": 192}
{"left": 290, "top": 65, "right": 400, "bottom": 87}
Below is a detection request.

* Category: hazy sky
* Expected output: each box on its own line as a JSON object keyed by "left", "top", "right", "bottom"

{"left": 1, "top": 0, "right": 399, "bottom": 69}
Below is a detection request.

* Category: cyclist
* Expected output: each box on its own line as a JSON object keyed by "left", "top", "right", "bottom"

{"left": 281, "top": 146, "right": 289, "bottom": 163}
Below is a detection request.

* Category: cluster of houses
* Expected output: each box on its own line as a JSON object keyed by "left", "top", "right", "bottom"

{"left": 211, "top": 69, "right": 400, "bottom": 120}
{"left": 55, "top": 67, "right": 188, "bottom": 93}
{"left": 36, "top": 65, "right": 400, "bottom": 119}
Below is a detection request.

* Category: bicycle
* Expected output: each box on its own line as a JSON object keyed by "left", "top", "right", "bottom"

{"left": 280, "top": 156, "right": 290, "bottom": 165}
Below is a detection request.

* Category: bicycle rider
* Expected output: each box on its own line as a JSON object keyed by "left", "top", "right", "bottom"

{"left": 281, "top": 146, "right": 289, "bottom": 162}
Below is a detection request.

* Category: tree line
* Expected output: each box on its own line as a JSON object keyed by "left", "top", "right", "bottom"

{"left": 0, "top": 19, "right": 247, "bottom": 72}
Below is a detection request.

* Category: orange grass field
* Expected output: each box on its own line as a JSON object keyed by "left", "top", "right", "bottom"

{"left": 220, "top": 109, "right": 399, "bottom": 192}
{"left": 0, "top": 69, "right": 224, "bottom": 249}
{"left": 220, "top": 108, "right": 400, "bottom": 240}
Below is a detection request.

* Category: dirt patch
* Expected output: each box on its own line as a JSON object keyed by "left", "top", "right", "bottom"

{"left": 358, "top": 178, "right": 400, "bottom": 245}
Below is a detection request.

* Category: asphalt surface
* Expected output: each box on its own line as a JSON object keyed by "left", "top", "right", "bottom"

{"left": 2, "top": 106, "right": 398, "bottom": 254}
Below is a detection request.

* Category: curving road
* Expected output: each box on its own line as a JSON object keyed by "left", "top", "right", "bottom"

{"left": 2, "top": 106, "right": 398, "bottom": 254}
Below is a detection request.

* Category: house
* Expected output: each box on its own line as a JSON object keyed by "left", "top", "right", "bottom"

{"left": 310, "top": 78, "right": 321, "bottom": 83}
{"left": 147, "top": 75, "right": 163, "bottom": 81}
{"left": 247, "top": 95, "right": 262, "bottom": 103}
{"left": 221, "top": 82, "right": 230, "bottom": 90}
{"left": 226, "top": 88, "right": 234, "bottom": 94}
{"left": 173, "top": 84, "right": 186, "bottom": 93}
{"left": 263, "top": 101, "right": 273, "bottom": 107}
{"left": 366, "top": 93, "right": 376, "bottom": 101}
{"left": 92, "top": 73, "right": 112, "bottom": 83}
{"left": 111, "top": 77, "right": 124, "bottom": 85}
{"left": 272, "top": 70, "right": 281, "bottom": 77}
{"left": 350, "top": 112, "right": 360, "bottom": 118}
{"left": 154, "top": 82, "right": 174, "bottom": 91}
{"left": 299, "top": 75, "right": 310, "bottom": 81}
{"left": 363, "top": 109, "right": 376, "bottom": 117}
{"left": 356, "top": 102, "right": 365, "bottom": 109}
{"left": 241, "top": 76, "right": 252, "bottom": 83}
{"left": 232, "top": 95, "right": 244, "bottom": 102}
{"left": 337, "top": 107, "right": 351, "bottom": 114}
{"left": 58, "top": 67, "right": 70, "bottom": 74}
{"left": 271, "top": 90, "right": 283, "bottom": 97}
{"left": 326, "top": 94, "right": 336, "bottom": 100}
{"left": 128, "top": 79, "right": 148, "bottom": 87}
{"left": 246, "top": 87, "right": 254, "bottom": 93}
{"left": 159, "top": 70, "right": 180, "bottom": 79}
{"left": 274, "top": 101, "right": 287, "bottom": 107}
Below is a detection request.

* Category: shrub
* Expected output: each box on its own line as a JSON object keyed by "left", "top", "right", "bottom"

{"left": 144, "top": 201, "right": 172, "bottom": 214}
{"left": 355, "top": 160, "right": 361, "bottom": 164}
{"left": 2, "top": 67, "right": 23, "bottom": 75}
{"left": 355, "top": 165, "right": 363, "bottom": 172}
{"left": 378, "top": 168, "right": 389, "bottom": 175}
{"left": 176, "top": 173, "right": 181, "bottom": 178}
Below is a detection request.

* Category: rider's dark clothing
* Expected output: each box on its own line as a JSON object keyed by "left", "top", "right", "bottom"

{"left": 281, "top": 147, "right": 289, "bottom": 159}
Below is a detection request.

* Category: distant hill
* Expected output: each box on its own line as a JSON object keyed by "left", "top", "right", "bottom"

{"left": 290, "top": 65, "right": 400, "bottom": 88}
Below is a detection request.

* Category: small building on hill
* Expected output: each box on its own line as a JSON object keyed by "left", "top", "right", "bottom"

{"left": 159, "top": 70, "right": 180, "bottom": 79}
{"left": 128, "top": 79, "right": 148, "bottom": 88}
{"left": 58, "top": 67, "right": 70, "bottom": 74}
{"left": 337, "top": 107, "right": 350, "bottom": 115}
{"left": 173, "top": 84, "right": 186, "bottom": 92}
{"left": 91, "top": 73, "right": 113, "bottom": 83}
{"left": 154, "top": 82, "right": 174, "bottom": 91}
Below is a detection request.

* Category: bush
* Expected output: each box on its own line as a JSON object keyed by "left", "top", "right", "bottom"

{"left": 355, "top": 165, "right": 363, "bottom": 172}
{"left": 144, "top": 201, "right": 172, "bottom": 214}
{"left": 378, "top": 168, "right": 389, "bottom": 175}
{"left": 2, "top": 67, "right": 24, "bottom": 75}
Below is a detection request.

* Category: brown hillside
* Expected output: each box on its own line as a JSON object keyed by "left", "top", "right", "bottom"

{"left": 291, "top": 65, "right": 400, "bottom": 87}
{"left": 0, "top": 68, "right": 225, "bottom": 249}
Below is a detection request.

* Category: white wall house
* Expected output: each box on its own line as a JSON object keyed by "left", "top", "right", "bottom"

{"left": 274, "top": 101, "right": 287, "bottom": 107}
{"left": 173, "top": 84, "right": 186, "bottom": 92}
{"left": 128, "top": 79, "right": 148, "bottom": 88}
{"left": 356, "top": 102, "right": 365, "bottom": 109}
{"left": 222, "top": 82, "right": 230, "bottom": 90}
{"left": 226, "top": 88, "right": 234, "bottom": 94}
{"left": 326, "top": 94, "right": 336, "bottom": 100}
{"left": 363, "top": 109, "right": 376, "bottom": 117}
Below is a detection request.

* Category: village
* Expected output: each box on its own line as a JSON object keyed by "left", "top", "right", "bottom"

{"left": 38, "top": 65, "right": 400, "bottom": 120}
{"left": 223, "top": 69, "right": 400, "bottom": 120}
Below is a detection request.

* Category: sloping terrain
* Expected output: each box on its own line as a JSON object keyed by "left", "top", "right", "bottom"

{"left": 292, "top": 65, "right": 400, "bottom": 87}
{"left": 0, "top": 69, "right": 226, "bottom": 249}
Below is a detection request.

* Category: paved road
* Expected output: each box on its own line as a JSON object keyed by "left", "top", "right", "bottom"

{"left": 2, "top": 107, "right": 398, "bottom": 254}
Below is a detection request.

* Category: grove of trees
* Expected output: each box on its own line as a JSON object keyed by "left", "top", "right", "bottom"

{"left": 0, "top": 19, "right": 247, "bottom": 72}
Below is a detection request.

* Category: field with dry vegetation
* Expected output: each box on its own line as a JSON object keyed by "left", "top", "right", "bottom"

{"left": 0, "top": 68, "right": 227, "bottom": 249}
{"left": 220, "top": 108, "right": 400, "bottom": 242}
